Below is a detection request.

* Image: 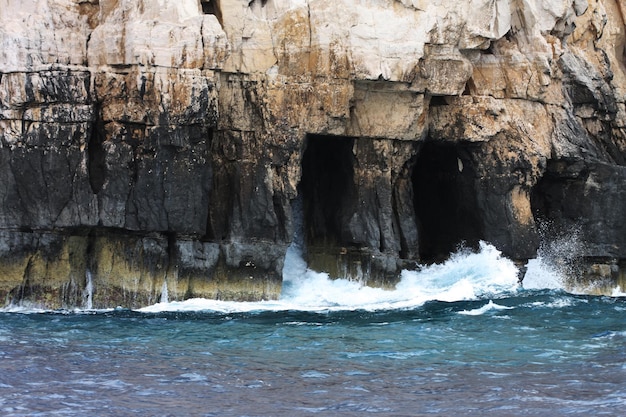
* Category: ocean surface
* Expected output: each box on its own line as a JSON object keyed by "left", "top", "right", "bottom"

{"left": 1, "top": 241, "right": 625, "bottom": 416}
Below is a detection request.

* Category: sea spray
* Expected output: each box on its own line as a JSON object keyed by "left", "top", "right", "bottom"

{"left": 458, "top": 300, "right": 514, "bottom": 315}
{"left": 523, "top": 223, "right": 583, "bottom": 291}
{"left": 83, "top": 269, "right": 94, "bottom": 310}
{"left": 140, "top": 241, "right": 521, "bottom": 313}
{"left": 160, "top": 279, "right": 169, "bottom": 303}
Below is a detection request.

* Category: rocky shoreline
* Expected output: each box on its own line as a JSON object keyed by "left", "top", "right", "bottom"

{"left": 1, "top": 0, "right": 625, "bottom": 308}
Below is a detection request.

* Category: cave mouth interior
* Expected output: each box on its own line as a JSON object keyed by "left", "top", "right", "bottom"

{"left": 300, "top": 134, "right": 356, "bottom": 250}
{"left": 412, "top": 141, "right": 484, "bottom": 263}
{"left": 200, "top": 0, "right": 223, "bottom": 25}
{"left": 530, "top": 167, "right": 558, "bottom": 229}
{"left": 529, "top": 160, "right": 577, "bottom": 233}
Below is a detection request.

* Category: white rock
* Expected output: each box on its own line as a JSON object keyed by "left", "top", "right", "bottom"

{"left": 0, "top": 0, "right": 91, "bottom": 72}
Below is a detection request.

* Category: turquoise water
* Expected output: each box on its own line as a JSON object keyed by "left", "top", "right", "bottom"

{"left": 1, "top": 243, "right": 625, "bottom": 416}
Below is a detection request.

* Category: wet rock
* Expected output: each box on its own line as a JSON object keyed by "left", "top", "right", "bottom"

{"left": 1, "top": 0, "right": 626, "bottom": 307}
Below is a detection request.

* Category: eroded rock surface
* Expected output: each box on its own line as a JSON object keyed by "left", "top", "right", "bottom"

{"left": 1, "top": 0, "right": 625, "bottom": 308}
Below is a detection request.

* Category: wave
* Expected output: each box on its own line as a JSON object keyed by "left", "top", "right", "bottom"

{"left": 523, "top": 261, "right": 624, "bottom": 297}
{"left": 139, "top": 241, "right": 521, "bottom": 313}
{"left": 4, "top": 236, "right": 621, "bottom": 315}
{"left": 458, "top": 300, "right": 514, "bottom": 316}
{"left": 140, "top": 232, "right": 625, "bottom": 314}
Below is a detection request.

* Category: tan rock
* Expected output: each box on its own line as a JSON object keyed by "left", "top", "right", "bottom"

{"left": 2, "top": 0, "right": 626, "bottom": 305}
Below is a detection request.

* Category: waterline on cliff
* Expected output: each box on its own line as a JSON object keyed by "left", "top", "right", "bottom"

{"left": 520, "top": 226, "right": 623, "bottom": 295}
{"left": 139, "top": 241, "right": 523, "bottom": 313}
{"left": 3, "top": 238, "right": 621, "bottom": 315}
{"left": 137, "top": 233, "right": 625, "bottom": 314}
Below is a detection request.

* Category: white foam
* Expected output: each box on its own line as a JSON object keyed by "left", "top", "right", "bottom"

{"left": 522, "top": 224, "right": 583, "bottom": 292}
{"left": 522, "top": 257, "right": 564, "bottom": 290}
{"left": 139, "top": 241, "right": 521, "bottom": 313}
{"left": 160, "top": 279, "right": 169, "bottom": 304}
{"left": 0, "top": 304, "right": 47, "bottom": 314}
{"left": 83, "top": 269, "right": 94, "bottom": 310}
{"left": 524, "top": 297, "right": 582, "bottom": 309}
{"left": 611, "top": 286, "right": 626, "bottom": 297}
{"left": 458, "top": 300, "right": 514, "bottom": 316}
{"left": 523, "top": 256, "right": 624, "bottom": 297}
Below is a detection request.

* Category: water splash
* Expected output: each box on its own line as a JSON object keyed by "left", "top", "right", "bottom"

{"left": 160, "top": 279, "right": 169, "bottom": 304}
{"left": 83, "top": 270, "right": 94, "bottom": 310}
{"left": 522, "top": 223, "right": 583, "bottom": 291}
{"left": 458, "top": 300, "right": 514, "bottom": 316}
{"left": 611, "top": 287, "right": 626, "bottom": 297}
{"left": 140, "top": 241, "right": 521, "bottom": 313}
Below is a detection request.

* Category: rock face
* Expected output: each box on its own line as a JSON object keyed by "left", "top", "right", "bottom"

{"left": 1, "top": 0, "right": 625, "bottom": 308}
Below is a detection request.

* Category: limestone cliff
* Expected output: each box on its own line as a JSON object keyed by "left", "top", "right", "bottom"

{"left": 1, "top": 0, "right": 625, "bottom": 308}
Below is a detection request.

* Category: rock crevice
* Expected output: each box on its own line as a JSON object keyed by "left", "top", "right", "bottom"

{"left": 2, "top": 0, "right": 626, "bottom": 307}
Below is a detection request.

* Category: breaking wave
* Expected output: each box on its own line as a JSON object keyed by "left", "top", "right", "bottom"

{"left": 140, "top": 241, "right": 522, "bottom": 313}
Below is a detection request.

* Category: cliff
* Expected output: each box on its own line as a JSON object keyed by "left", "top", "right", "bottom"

{"left": 1, "top": 0, "right": 625, "bottom": 308}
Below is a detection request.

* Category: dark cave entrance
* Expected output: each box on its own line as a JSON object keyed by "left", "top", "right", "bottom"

{"left": 412, "top": 141, "right": 484, "bottom": 263}
{"left": 530, "top": 168, "right": 560, "bottom": 226}
{"left": 300, "top": 134, "right": 357, "bottom": 250}
{"left": 200, "top": 0, "right": 223, "bottom": 25}
{"left": 530, "top": 160, "right": 582, "bottom": 231}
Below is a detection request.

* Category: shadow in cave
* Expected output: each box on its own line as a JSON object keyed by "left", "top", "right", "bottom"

{"left": 412, "top": 141, "right": 484, "bottom": 263}
{"left": 200, "top": 0, "right": 223, "bottom": 26}
{"left": 299, "top": 134, "right": 357, "bottom": 251}
{"left": 530, "top": 160, "right": 586, "bottom": 239}
{"left": 530, "top": 162, "right": 570, "bottom": 226}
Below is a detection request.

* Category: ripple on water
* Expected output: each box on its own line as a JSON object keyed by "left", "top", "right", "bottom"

{"left": 1, "top": 266, "right": 625, "bottom": 417}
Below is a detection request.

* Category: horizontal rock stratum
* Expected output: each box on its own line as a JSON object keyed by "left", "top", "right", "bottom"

{"left": 1, "top": 0, "right": 625, "bottom": 308}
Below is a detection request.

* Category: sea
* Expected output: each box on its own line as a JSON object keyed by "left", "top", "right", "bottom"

{"left": 1, "top": 239, "right": 625, "bottom": 416}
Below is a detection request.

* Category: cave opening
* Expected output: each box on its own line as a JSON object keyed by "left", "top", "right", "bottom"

{"left": 530, "top": 169, "right": 559, "bottom": 226}
{"left": 530, "top": 160, "right": 583, "bottom": 231}
{"left": 200, "top": 0, "right": 223, "bottom": 25}
{"left": 412, "top": 141, "right": 483, "bottom": 263}
{"left": 249, "top": 0, "right": 269, "bottom": 7}
{"left": 300, "top": 134, "right": 357, "bottom": 250}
